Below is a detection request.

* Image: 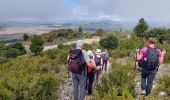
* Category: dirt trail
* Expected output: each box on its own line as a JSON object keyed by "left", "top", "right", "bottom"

{"left": 43, "top": 37, "right": 100, "bottom": 51}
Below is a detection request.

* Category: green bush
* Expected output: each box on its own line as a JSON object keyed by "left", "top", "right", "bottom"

{"left": 100, "top": 35, "right": 119, "bottom": 50}
{"left": 30, "top": 35, "right": 44, "bottom": 55}
{"left": 152, "top": 75, "right": 170, "bottom": 99}
{"left": 94, "top": 62, "right": 136, "bottom": 99}
{"left": 23, "top": 34, "right": 29, "bottom": 41}
{"left": 0, "top": 56, "right": 59, "bottom": 100}
{"left": 133, "top": 18, "right": 149, "bottom": 38}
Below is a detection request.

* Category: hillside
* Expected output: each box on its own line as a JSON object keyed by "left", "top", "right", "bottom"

{"left": 0, "top": 19, "right": 170, "bottom": 99}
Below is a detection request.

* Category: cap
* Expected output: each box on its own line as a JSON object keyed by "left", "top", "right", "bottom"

{"left": 76, "top": 40, "right": 84, "bottom": 47}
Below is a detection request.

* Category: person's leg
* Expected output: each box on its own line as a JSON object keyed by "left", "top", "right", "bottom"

{"left": 96, "top": 71, "right": 99, "bottom": 82}
{"left": 105, "top": 60, "right": 108, "bottom": 72}
{"left": 88, "top": 72, "right": 95, "bottom": 95}
{"left": 72, "top": 73, "right": 79, "bottom": 100}
{"left": 141, "top": 75, "right": 147, "bottom": 92}
{"left": 146, "top": 70, "right": 157, "bottom": 96}
{"left": 79, "top": 74, "right": 86, "bottom": 100}
{"left": 86, "top": 73, "right": 89, "bottom": 91}
{"left": 102, "top": 61, "right": 105, "bottom": 70}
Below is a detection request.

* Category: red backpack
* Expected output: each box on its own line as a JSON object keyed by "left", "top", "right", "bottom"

{"left": 87, "top": 60, "right": 95, "bottom": 73}
{"left": 68, "top": 49, "right": 85, "bottom": 74}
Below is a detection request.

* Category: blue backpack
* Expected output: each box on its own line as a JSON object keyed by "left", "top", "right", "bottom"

{"left": 144, "top": 47, "right": 159, "bottom": 70}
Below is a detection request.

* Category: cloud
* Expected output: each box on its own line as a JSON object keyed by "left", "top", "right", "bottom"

{"left": 73, "top": 0, "right": 170, "bottom": 22}
{"left": 0, "top": 0, "right": 72, "bottom": 20}
{"left": 0, "top": 0, "right": 170, "bottom": 22}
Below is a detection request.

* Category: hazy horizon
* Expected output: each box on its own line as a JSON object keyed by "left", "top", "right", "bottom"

{"left": 0, "top": 0, "right": 170, "bottom": 23}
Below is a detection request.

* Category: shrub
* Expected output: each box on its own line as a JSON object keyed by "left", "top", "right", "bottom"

{"left": 133, "top": 18, "right": 149, "bottom": 38}
{"left": 94, "top": 62, "right": 136, "bottom": 99}
{"left": 23, "top": 34, "right": 29, "bottom": 41}
{"left": 100, "top": 35, "right": 119, "bottom": 50}
{"left": 30, "top": 35, "right": 44, "bottom": 55}
{"left": 0, "top": 56, "right": 59, "bottom": 100}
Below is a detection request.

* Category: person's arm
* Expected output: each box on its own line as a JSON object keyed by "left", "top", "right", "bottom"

{"left": 136, "top": 48, "right": 143, "bottom": 60}
{"left": 159, "top": 49, "right": 166, "bottom": 64}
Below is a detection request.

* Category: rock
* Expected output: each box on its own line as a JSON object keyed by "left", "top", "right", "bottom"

{"left": 159, "top": 91, "right": 167, "bottom": 96}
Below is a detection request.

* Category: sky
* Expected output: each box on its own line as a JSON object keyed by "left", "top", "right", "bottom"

{"left": 0, "top": 0, "right": 170, "bottom": 22}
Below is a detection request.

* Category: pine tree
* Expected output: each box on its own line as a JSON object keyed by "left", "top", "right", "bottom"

{"left": 133, "top": 18, "right": 149, "bottom": 37}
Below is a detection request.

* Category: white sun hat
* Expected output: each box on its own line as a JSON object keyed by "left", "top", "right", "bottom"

{"left": 95, "top": 49, "right": 102, "bottom": 58}
{"left": 95, "top": 49, "right": 101, "bottom": 54}
{"left": 87, "top": 50, "right": 93, "bottom": 56}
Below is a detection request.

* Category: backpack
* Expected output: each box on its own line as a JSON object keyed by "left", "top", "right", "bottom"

{"left": 144, "top": 47, "right": 159, "bottom": 70}
{"left": 87, "top": 60, "right": 95, "bottom": 73}
{"left": 95, "top": 55, "right": 101, "bottom": 66}
{"left": 102, "top": 52, "right": 107, "bottom": 61}
{"left": 68, "top": 49, "right": 85, "bottom": 74}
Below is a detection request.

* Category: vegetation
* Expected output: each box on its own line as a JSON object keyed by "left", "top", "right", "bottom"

{"left": 100, "top": 35, "right": 119, "bottom": 50}
{"left": 78, "top": 26, "right": 83, "bottom": 33}
{"left": 133, "top": 18, "right": 149, "bottom": 38}
{"left": 94, "top": 62, "right": 136, "bottom": 99}
{"left": 30, "top": 35, "right": 44, "bottom": 55}
{"left": 96, "top": 28, "right": 104, "bottom": 36}
{"left": 0, "top": 42, "right": 26, "bottom": 64}
{"left": 1, "top": 17, "right": 170, "bottom": 99}
{"left": 23, "top": 34, "right": 29, "bottom": 41}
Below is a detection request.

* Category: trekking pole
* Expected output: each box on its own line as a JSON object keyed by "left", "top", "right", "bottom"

{"left": 134, "top": 47, "right": 138, "bottom": 71}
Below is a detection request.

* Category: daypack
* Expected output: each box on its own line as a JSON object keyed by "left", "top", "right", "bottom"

{"left": 95, "top": 55, "right": 101, "bottom": 66}
{"left": 87, "top": 59, "right": 95, "bottom": 73}
{"left": 68, "top": 49, "right": 85, "bottom": 74}
{"left": 106, "top": 52, "right": 109, "bottom": 59}
{"left": 141, "top": 47, "right": 159, "bottom": 70}
{"left": 102, "top": 52, "right": 107, "bottom": 61}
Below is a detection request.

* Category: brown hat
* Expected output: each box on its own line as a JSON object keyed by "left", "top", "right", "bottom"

{"left": 148, "top": 38, "right": 157, "bottom": 44}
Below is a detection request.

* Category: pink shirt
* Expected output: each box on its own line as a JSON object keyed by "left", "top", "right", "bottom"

{"left": 140, "top": 46, "right": 162, "bottom": 58}
{"left": 90, "top": 59, "right": 96, "bottom": 67}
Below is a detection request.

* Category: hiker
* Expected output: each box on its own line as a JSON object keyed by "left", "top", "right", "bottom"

{"left": 68, "top": 40, "right": 100, "bottom": 100}
{"left": 86, "top": 50, "right": 96, "bottom": 95}
{"left": 136, "top": 38, "right": 166, "bottom": 96}
{"left": 102, "top": 49, "right": 109, "bottom": 72}
{"left": 94, "top": 49, "right": 102, "bottom": 82}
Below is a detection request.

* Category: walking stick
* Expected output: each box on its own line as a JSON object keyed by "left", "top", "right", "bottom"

{"left": 134, "top": 48, "right": 138, "bottom": 71}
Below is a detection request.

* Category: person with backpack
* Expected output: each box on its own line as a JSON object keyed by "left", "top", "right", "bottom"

{"left": 94, "top": 49, "right": 102, "bottom": 82}
{"left": 102, "top": 49, "right": 109, "bottom": 72}
{"left": 136, "top": 38, "right": 166, "bottom": 96}
{"left": 68, "top": 40, "right": 100, "bottom": 100}
{"left": 86, "top": 50, "right": 96, "bottom": 95}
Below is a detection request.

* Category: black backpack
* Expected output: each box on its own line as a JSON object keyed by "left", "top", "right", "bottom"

{"left": 95, "top": 55, "right": 101, "bottom": 66}
{"left": 68, "top": 49, "right": 85, "bottom": 74}
{"left": 144, "top": 47, "right": 159, "bottom": 70}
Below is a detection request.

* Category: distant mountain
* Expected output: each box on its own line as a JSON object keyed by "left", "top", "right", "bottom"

{"left": 1, "top": 19, "right": 170, "bottom": 34}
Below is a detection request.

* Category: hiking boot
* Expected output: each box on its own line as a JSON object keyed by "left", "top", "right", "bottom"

{"left": 141, "top": 90, "right": 146, "bottom": 95}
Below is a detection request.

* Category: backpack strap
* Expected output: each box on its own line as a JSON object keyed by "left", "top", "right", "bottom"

{"left": 146, "top": 47, "right": 158, "bottom": 58}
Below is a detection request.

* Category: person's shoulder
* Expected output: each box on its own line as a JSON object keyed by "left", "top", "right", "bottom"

{"left": 81, "top": 50, "right": 87, "bottom": 53}
{"left": 141, "top": 47, "right": 147, "bottom": 51}
{"left": 81, "top": 50, "right": 88, "bottom": 56}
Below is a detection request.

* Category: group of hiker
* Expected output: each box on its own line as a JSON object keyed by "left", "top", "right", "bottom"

{"left": 67, "top": 40, "right": 109, "bottom": 100}
{"left": 67, "top": 37, "right": 166, "bottom": 100}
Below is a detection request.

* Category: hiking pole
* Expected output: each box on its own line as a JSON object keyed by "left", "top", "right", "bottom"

{"left": 134, "top": 47, "right": 139, "bottom": 71}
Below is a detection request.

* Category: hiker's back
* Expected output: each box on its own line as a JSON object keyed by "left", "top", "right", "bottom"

{"left": 68, "top": 49, "right": 86, "bottom": 74}
{"left": 145, "top": 47, "right": 159, "bottom": 70}
{"left": 95, "top": 55, "right": 101, "bottom": 66}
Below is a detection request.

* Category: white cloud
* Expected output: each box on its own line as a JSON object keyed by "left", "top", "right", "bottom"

{"left": 0, "top": 0, "right": 170, "bottom": 22}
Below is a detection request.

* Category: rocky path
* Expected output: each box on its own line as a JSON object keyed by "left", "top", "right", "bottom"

{"left": 135, "top": 63, "right": 170, "bottom": 99}
{"left": 113, "top": 54, "right": 170, "bottom": 99}
{"left": 57, "top": 61, "right": 111, "bottom": 100}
